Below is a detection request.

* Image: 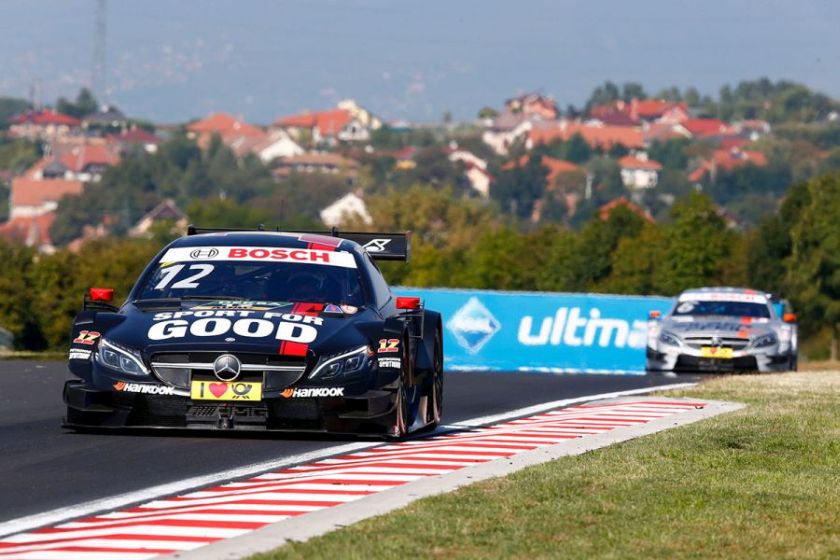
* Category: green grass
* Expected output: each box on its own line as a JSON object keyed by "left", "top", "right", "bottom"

{"left": 251, "top": 371, "right": 840, "bottom": 560}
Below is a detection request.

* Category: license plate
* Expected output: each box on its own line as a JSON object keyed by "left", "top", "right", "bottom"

{"left": 700, "top": 347, "right": 733, "bottom": 359}
{"left": 190, "top": 380, "right": 262, "bottom": 401}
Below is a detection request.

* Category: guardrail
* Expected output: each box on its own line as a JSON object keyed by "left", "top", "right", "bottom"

{"left": 394, "top": 287, "right": 673, "bottom": 374}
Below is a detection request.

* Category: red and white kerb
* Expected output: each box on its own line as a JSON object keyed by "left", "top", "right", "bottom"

{"left": 0, "top": 400, "right": 705, "bottom": 560}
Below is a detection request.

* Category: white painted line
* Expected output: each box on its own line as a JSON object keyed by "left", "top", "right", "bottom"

{"left": 0, "top": 381, "right": 695, "bottom": 540}
{"left": 164, "top": 398, "right": 742, "bottom": 560}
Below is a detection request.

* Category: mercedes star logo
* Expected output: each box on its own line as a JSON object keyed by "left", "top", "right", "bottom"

{"left": 213, "top": 354, "right": 241, "bottom": 381}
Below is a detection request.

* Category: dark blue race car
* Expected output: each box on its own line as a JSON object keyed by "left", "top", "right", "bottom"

{"left": 64, "top": 227, "right": 443, "bottom": 438}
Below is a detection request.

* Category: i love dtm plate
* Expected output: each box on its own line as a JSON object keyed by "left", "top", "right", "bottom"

{"left": 190, "top": 380, "right": 263, "bottom": 401}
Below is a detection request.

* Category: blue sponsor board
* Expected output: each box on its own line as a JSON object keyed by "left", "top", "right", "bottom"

{"left": 394, "top": 288, "right": 673, "bottom": 374}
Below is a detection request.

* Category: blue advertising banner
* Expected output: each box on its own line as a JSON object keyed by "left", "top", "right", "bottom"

{"left": 394, "top": 288, "right": 674, "bottom": 374}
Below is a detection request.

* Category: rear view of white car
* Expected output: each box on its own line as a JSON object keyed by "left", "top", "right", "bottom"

{"left": 646, "top": 287, "right": 798, "bottom": 373}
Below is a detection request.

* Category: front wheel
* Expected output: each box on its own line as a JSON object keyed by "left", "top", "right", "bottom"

{"left": 388, "top": 338, "right": 412, "bottom": 439}
{"left": 426, "top": 327, "right": 443, "bottom": 428}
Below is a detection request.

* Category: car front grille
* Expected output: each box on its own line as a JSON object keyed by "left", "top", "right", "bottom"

{"left": 151, "top": 352, "right": 307, "bottom": 390}
{"left": 683, "top": 336, "right": 750, "bottom": 350}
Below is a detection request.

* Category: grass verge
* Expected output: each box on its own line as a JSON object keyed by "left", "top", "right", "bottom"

{"left": 251, "top": 371, "right": 840, "bottom": 560}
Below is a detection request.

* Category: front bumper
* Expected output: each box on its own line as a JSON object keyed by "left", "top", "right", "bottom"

{"left": 63, "top": 378, "right": 402, "bottom": 435}
{"left": 646, "top": 346, "right": 792, "bottom": 373}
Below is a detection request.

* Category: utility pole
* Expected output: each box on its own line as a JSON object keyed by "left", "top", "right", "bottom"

{"left": 92, "top": 0, "right": 107, "bottom": 107}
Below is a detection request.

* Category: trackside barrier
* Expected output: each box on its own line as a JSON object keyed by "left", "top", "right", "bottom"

{"left": 394, "top": 287, "right": 673, "bottom": 373}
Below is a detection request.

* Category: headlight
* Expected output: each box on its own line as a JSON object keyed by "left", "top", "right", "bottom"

{"left": 96, "top": 338, "right": 149, "bottom": 376}
{"left": 310, "top": 345, "right": 372, "bottom": 379}
{"left": 658, "top": 331, "right": 681, "bottom": 347}
{"left": 752, "top": 334, "right": 777, "bottom": 348}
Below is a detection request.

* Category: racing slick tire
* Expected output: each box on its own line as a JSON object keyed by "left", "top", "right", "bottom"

{"left": 388, "top": 335, "right": 412, "bottom": 440}
{"left": 425, "top": 326, "right": 443, "bottom": 430}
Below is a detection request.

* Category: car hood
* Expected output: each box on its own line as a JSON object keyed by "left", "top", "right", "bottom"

{"left": 102, "top": 301, "right": 381, "bottom": 359}
{"left": 661, "top": 315, "right": 778, "bottom": 339}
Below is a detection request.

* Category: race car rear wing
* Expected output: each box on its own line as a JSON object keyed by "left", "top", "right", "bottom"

{"left": 185, "top": 225, "right": 411, "bottom": 262}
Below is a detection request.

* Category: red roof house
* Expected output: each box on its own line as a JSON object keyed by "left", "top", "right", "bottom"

{"left": 503, "top": 155, "right": 582, "bottom": 187}
{"left": 688, "top": 148, "right": 768, "bottom": 182}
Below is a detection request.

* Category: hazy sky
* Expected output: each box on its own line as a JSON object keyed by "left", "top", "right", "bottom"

{"left": 0, "top": 0, "right": 838, "bottom": 124}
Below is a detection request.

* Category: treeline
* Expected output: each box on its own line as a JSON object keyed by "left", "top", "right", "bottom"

{"left": 358, "top": 173, "right": 840, "bottom": 358}
{"left": 581, "top": 77, "right": 839, "bottom": 123}
{"left": 0, "top": 171, "right": 837, "bottom": 356}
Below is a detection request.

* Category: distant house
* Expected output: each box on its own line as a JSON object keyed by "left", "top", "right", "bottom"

{"left": 618, "top": 153, "right": 663, "bottom": 189}
{"left": 129, "top": 199, "right": 188, "bottom": 238}
{"left": 274, "top": 108, "right": 369, "bottom": 145}
{"left": 41, "top": 139, "right": 121, "bottom": 183}
{"left": 589, "top": 98, "right": 691, "bottom": 125}
{"left": 108, "top": 127, "right": 164, "bottom": 154}
{"left": 629, "top": 99, "right": 690, "bottom": 124}
{"left": 254, "top": 129, "right": 304, "bottom": 163}
{"left": 482, "top": 112, "right": 539, "bottom": 155}
{"left": 8, "top": 169, "right": 84, "bottom": 219}
{"left": 643, "top": 122, "right": 693, "bottom": 144}
{"left": 463, "top": 165, "right": 493, "bottom": 198}
{"left": 688, "top": 147, "right": 768, "bottom": 183}
{"left": 337, "top": 99, "right": 382, "bottom": 130}
{"left": 598, "top": 196, "right": 655, "bottom": 223}
{"left": 82, "top": 105, "right": 129, "bottom": 130}
{"left": 8, "top": 109, "right": 81, "bottom": 140}
{"left": 528, "top": 121, "right": 645, "bottom": 151}
{"left": 502, "top": 155, "right": 582, "bottom": 189}
{"left": 320, "top": 192, "right": 372, "bottom": 227}
{"left": 187, "top": 113, "right": 267, "bottom": 154}
{"left": 733, "top": 120, "right": 772, "bottom": 141}
{"left": 447, "top": 146, "right": 492, "bottom": 198}
{"left": 0, "top": 213, "right": 58, "bottom": 253}
{"left": 505, "top": 92, "right": 559, "bottom": 120}
{"left": 1, "top": 166, "right": 84, "bottom": 252}
{"left": 0, "top": 140, "right": 120, "bottom": 250}
{"left": 272, "top": 152, "right": 360, "bottom": 182}
{"left": 676, "top": 118, "right": 732, "bottom": 139}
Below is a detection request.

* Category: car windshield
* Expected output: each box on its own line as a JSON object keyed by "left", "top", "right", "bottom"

{"left": 672, "top": 300, "right": 771, "bottom": 318}
{"left": 135, "top": 249, "right": 365, "bottom": 306}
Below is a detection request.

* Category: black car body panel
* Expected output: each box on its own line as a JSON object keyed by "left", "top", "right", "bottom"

{"left": 64, "top": 229, "right": 443, "bottom": 437}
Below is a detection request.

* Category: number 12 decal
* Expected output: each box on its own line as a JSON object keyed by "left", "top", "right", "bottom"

{"left": 154, "top": 264, "right": 215, "bottom": 290}
{"left": 73, "top": 330, "right": 101, "bottom": 345}
{"left": 378, "top": 338, "right": 400, "bottom": 353}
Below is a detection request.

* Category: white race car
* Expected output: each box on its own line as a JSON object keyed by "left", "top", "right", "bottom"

{"left": 646, "top": 287, "right": 798, "bottom": 373}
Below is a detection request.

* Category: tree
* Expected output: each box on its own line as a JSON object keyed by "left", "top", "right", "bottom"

{"left": 648, "top": 138, "right": 690, "bottom": 170}
{"left": 621, "top": 82, "right": 647, "bottom": 102}
{"left": 585, "top": 81, "right": 621, "bottom": 111}
{"left": 56, "top": 88, "right": 99, "bottom": 118}
{"left": 564, "top": 133, "right": 591, "bottom": 163}
{"left": 477, "top": 107, "right": 499, "bottom": 119}
{"left": 0, "top": 139, "right": 41, "bottom": 174}
{"left": 491, "top": 155, "right": 548, "bottom": 219}
{"left": 599, "top": 222, "right": 666, "bottom": 294}
{"left": 0, "top": 241, "right": 40, "bottom": 348}
{"left": 656, "top": 192, "right": 737, "bottom": 294}
{"left": 0, "top": 96, "right": 31, "bottom": 129}
{"left": 785, "top": 173, "right": 840, "bottom": 359}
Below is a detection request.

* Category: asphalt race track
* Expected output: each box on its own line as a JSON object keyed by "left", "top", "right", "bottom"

{"left": 0, "top": 360, "right": 698, "bottom": 525}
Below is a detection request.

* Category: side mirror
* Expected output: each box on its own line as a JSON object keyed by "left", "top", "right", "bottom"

{"left": 783, "top": 312, "right": 797, "bottom": 323}
{"left": 648, "top": 310, "right": 661, "bottom": 320}
{"left": 89, "top": 288, "right": 115, "bottom": 302}
{"left": 396, "top": 296, "right": 421, "bottom": 310}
